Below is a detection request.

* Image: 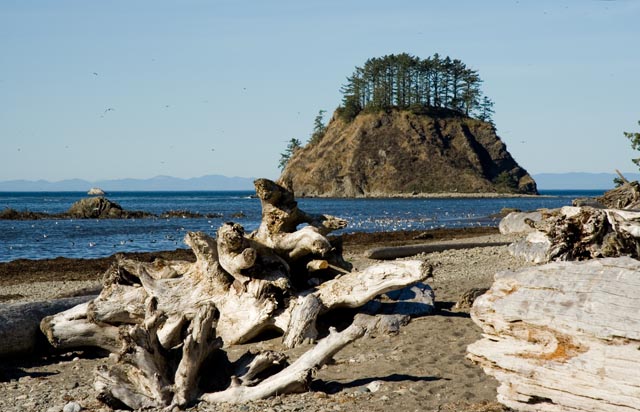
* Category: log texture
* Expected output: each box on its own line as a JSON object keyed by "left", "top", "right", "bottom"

{"left": 507, "top": 206, "right": 640, "bottom": 263}
{"left": 0, "top": 295, "right": 96, "bottom": 357}
{"left": 468, "top": 257, "right": 640, "bottom": 412}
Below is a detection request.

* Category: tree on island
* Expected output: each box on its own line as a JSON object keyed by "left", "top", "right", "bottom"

{"left": 278, "top": 138, "right": 302, "bottom": 170}
{"left": 625, "top": 120, "right": 640, "bottom": 168}
{"left": 337, "top": 53, "right": 492, "bottom": 122}
{"left": 615, "top": 120, "right": 640, "bottom": 186}
{"left": 308, "top": 109, "right": 327, "bottom": 145}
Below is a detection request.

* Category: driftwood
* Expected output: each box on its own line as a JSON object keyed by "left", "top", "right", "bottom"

{"left": 365, "top": 241, "right": 510, "bottom": 260}
{"left": 498, "top": 211, "right": 542, "bottom": 235}
{"left": 507, "top": 206, "right": 640, "bottom": 263}
{"left": 468, "top": 257, "right": 640, "bottom": 412}
{"left": 40, "top": 178, "right": 430, "bottom": 408}
{"left": 597, "top": 180, "right": 640, "bottom": 209}
{"left": 0, "top": 295, "right": 97, "bottom": 357}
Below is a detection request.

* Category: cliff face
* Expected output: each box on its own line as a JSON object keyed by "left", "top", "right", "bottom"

{"left": 278, "top": 109, "right": 537, "bottom": 197}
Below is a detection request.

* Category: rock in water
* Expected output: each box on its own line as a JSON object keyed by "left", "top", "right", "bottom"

{"left": 279, "top": 109, "right": 537, "bottom": 196}
{"left": 87, "top": 187, "right": 106, "bottom": 196}
{"left": 66, "top": 197, "right": 150, "bottom": 219}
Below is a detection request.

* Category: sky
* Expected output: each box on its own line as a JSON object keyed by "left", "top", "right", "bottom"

{"left": 1, "top": 0, "right": 639, "bottom": 182}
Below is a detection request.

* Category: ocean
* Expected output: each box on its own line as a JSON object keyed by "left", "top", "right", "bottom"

{"left": 0, "top": 190, "right": 604, "bottom": 262}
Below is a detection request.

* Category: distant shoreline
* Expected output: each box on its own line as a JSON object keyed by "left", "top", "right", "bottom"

{"left": 298, "top": 192, "right": 555, "bottom": 199}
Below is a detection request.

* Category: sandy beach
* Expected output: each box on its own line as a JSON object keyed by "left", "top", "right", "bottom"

{"left": 0, "top": 227, "right": 532, "bottom": 412}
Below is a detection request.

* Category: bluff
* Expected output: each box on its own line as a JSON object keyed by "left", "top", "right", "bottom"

{"left": 279, "top": 109, "right": 537, "bottom": 197}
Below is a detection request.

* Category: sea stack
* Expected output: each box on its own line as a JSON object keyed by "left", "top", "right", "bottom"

{"left": 279, "top": 109, "right": 538, "bottom": 197}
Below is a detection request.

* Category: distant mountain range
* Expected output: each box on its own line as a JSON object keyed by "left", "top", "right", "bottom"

{"left": 0, "top": 175, "right": 257, "bottom": 192}
{"left": 0, "top": 172, "right": 637, "bottom": 192}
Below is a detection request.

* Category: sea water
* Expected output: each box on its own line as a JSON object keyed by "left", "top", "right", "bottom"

{"left": 0, "top": 190, "right": 604, "bottom": 262}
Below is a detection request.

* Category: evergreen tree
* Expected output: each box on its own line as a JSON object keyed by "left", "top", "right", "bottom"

{"left": 477, "top": 96, "right": 495, "bottom": 124}
{"left": 624, "top": 120, "right": 640, "bottom": 169}
{"left": 278, "top": 138, "right": 302, "bottom": 171}
{"left": 309, "top": 110, "right": 327, "bottom": 145}
{"left": 338, "top": 53, "right": 490, "bottom": 121}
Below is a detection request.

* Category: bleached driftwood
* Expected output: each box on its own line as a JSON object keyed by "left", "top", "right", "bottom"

{"left": 0, "top": 295, "right": 97, "bottom": 357}
{"left": 40, "top": 178, "right": 430, "bottom": 408}
{"left": 468, "top": 257, "right": 640, "bottom": 412}
{"left": 507, "top": 206, "right": 640, "bottom": 263}
{"left": 597, "top": 180, "right": 640, "bottom": 209}
{"left": 498, "top": 211, "right": 542, "bottom": 235}
{"left": 202, "top": 314, "right": 375, "bottom": 404}
{"left": 365, "top": 241, "right": 509, "bottom": 260}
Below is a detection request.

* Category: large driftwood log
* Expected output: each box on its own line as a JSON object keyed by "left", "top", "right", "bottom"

{"left": 39, "top": 178, "right": 430, "bottom": 408}
{"left": 0, "top": 295, "right": 97, "bottom": 357}
{"left": 468, "top": 257, "right": 640, "bottom": 412}
{"left": 365, "top": 241, "right": 510, "bottom": 260}
{"left": 507, "top": 206, "right": 640, "bottom": 263}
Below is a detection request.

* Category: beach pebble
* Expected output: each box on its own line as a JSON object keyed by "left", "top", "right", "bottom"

{"left": 63, "top": 401, "right": 82, "bottom": 412}
{"left": 366, "top": 380, "right": 384, "bottom": 393}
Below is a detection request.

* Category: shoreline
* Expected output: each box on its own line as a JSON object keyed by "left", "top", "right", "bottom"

{"left": 0, "top": 225, "right": 526, "bottom": 412}
{"left": 298, "top": 192, "right": 550, "bottom": 199}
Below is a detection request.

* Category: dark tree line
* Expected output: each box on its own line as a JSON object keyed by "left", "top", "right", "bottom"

{"left": 338, "top": 53, "right": 494, "bottom": 122}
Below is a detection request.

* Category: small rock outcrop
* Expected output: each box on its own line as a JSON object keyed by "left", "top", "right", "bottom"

{"left": 87, "top": 187, "right": 106, "bottom": 196}
{"left": 66, "top": 197, "right": 150, "bottom": 219}
{"left": 279, "top": 109, "right": 537, "bottom": 197}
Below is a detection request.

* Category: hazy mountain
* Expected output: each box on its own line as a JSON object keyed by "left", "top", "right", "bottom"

{"left": 2, "top": 172, "right": 638, "bottom": 192}
{"left": 0, "top": 175, "right": 256, "bottom": 192}
{"left": 532, "top": 172, "right": 640, "bottom": 190}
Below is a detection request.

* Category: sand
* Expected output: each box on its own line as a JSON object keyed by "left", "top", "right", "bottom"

{"left": 0, "top": 228, "right": 532, "bottom": 412}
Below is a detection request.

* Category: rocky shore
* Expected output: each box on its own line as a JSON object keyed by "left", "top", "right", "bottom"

{"left": 0, "top": 196, "right": 226, "bottom": 220}
{"left": 0, "top": 227, "right": 533, "bottom": 412}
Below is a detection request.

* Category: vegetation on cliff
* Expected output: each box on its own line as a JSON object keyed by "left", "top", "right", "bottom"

{"left": 337, "top": 53, "right": 494, "bottom": 123}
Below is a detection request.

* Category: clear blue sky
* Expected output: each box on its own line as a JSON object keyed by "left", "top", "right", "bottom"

{"left": 1, "top": 0, "right": 639, "bottom": 182}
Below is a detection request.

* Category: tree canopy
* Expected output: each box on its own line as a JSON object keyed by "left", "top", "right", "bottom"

{"left": 338, "top": 53, "right": 492, "bottom": 122}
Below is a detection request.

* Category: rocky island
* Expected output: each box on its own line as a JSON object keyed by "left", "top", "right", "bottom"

{"left": 280, "top": 109, "right": 537, "bottom": 197}
{"left": 279, "top": 53, "right": 537, "bottom": 197}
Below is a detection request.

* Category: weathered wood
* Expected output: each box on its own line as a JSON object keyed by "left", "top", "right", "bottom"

{"left": 468, "top": 257, "right": 640, "bottom": 412}
{"left": 0, "top": 295, "right": 96, "bottom": 357}
{"left": 597, "top": 180, "right": 640, "bottom": 209}
{"left": 365, "top": 242, "right": 509, "bottom": 260}
{"left": 498, "top": 211, "right": 542, "bottom": 235}
{"left": 365, "top": 282, "right": 436, "bottom": 317}
{"left": 38, "top": 178, "right": 431, "bottom": 407}
{"left": 41, "top": 300, "right": 121, "bottom": 353}
{"left": 306, "top": 259, "right": 329, "bottom": 271}
{"left": 201, "top": 313, "right": 374, "bottom": 404}
{"left": 507, "top": 206, "right": 640, "bottom": 263}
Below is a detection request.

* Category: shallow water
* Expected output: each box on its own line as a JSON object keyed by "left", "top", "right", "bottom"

{"left": 0, "top": 190, "right": 603, "bottom": 262}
